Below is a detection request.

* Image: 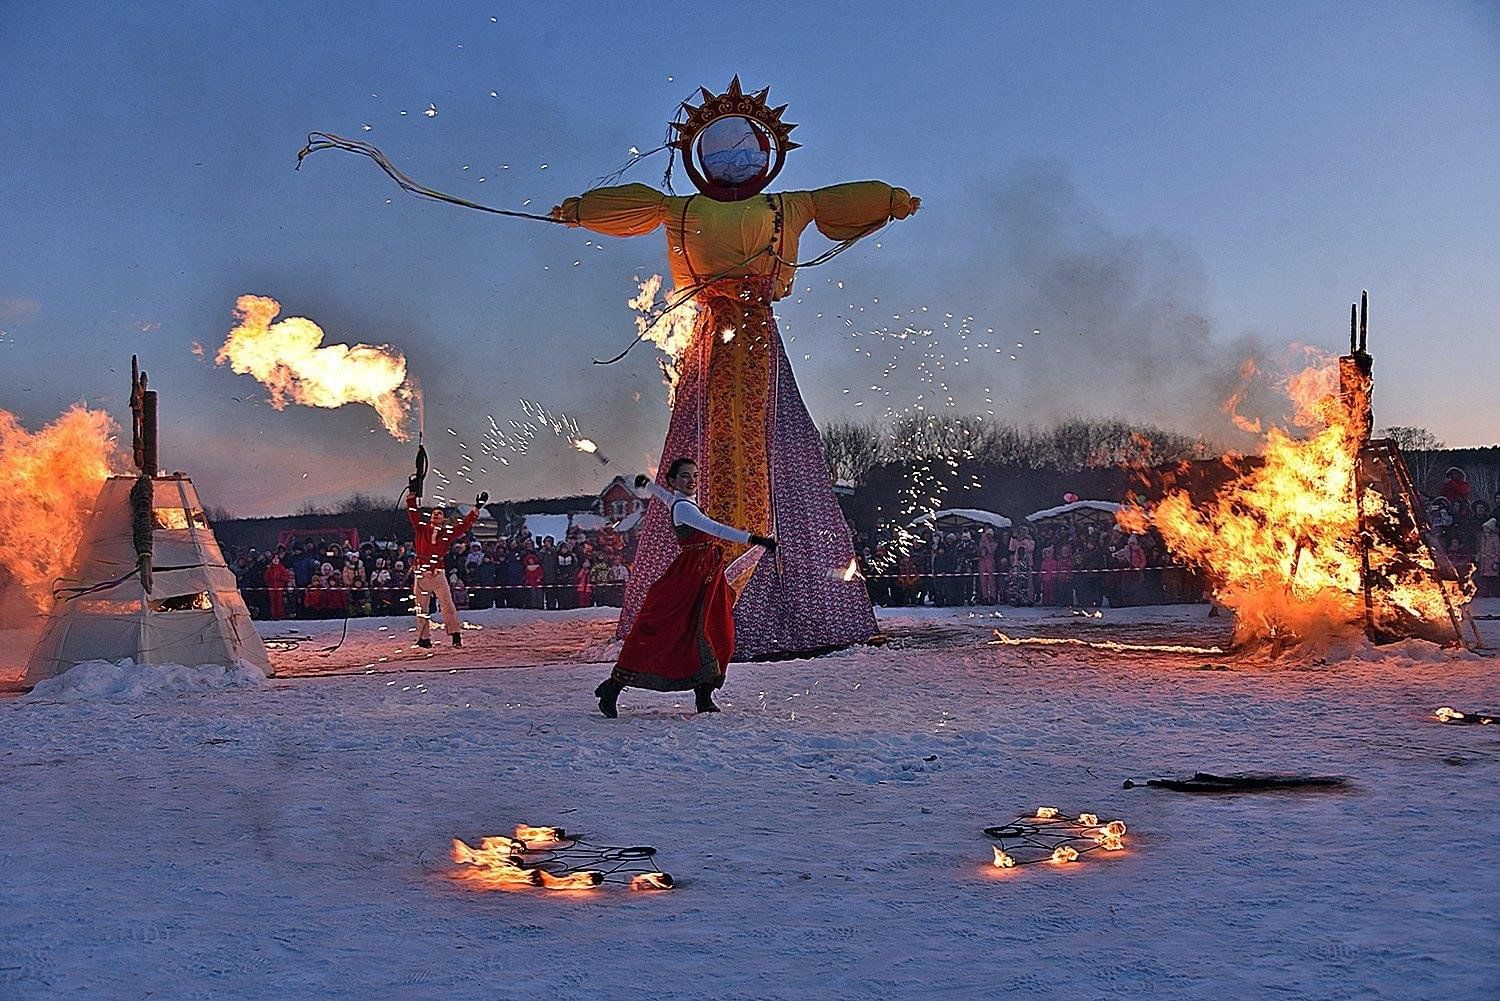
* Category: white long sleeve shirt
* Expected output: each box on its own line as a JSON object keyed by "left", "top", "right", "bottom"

{"left": 644, "top": 482, "right": 752, "bottom": 544}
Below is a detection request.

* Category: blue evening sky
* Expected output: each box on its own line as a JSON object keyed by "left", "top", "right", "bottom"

{"left": 2, "top": 1, "right": 1496, "bottom": 515}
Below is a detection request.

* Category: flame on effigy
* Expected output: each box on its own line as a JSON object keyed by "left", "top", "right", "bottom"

{"left": 629, "top": 275, "right": 697, "bottom": 400}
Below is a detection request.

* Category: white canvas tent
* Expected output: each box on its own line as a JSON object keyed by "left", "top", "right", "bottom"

{"left": 907, "top": 508, "right": 1013, "bottom": 533}
{"left": 24, "top": 475, "right": 271, "bottom": 685}
{"left": 1025, "top": 500, "right": 1122, "bottom": 524}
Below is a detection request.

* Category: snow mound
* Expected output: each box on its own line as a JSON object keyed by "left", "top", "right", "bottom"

{"left": 23, "top": 658, "right": 268, "bottom": 703}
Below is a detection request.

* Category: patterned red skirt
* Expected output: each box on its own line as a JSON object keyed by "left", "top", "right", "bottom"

{"left": 612, "top": 537, "right": 734, "bottom": 691}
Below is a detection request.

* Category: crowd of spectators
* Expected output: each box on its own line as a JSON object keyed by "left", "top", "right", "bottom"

{"left": 227, "top": 466, "right": 1500, "bottom": 622}
{"left": 228, "top": 522, "right": 636, "bottom": 621}
{"left": 855, "top": 522, "right": 1202, "bottom": 610}
{"left": 1427, "top": 467, "right": 1499, "bottom": 597}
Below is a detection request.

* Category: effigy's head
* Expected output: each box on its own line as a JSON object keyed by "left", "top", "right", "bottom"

{"left": 671, "top": 76, "right": 798, "bottom": 202}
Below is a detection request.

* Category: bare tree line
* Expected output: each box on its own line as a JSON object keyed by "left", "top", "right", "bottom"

{"left": 822, "top": 415, "right": 1211, "bottom": 484}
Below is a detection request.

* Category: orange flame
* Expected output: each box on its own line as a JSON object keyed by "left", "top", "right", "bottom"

{"left": 629, "top": 872, "right": 675, "bottom": 891}
{"left": 1122, "top": 354, "right": 1468, "bottom": 645}
{"left": 535, "top": 869, "right": 603, "bottom": 891}
{"left": 991, "top": 847, "right": 1016, "bottom": 869}
{"left": 215, "top": 295, "right": 416, "bottom": 440}
{"left": 629, "top": 276, "right": 697, "bottom": 400}
{"left": 449, "top": 837, "right": 541, "bottom": 889}
{"left": 0, "top": 406, "right": 119, "bottom": 623}
{"left": 1050, "top": 845, "right": 1079, "bottom": 864}
{"left": 513, "top": 824, "right": 565, "bottom": 847}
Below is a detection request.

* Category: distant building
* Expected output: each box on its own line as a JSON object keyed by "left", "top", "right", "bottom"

{"left": 599, "top": 475, "right": 645, "bottom": 523}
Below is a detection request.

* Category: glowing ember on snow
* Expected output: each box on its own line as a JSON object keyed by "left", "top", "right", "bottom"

{"left": 1119, "top": 351, "right": 1469, "bottom": 646}
{"left": 215, "top": 295, "right": 418, "bottom": 440}
{"left": 1050, "top": 845, "right": 1079, "bottom": 864}
{"left": 0, "top": 406, "right": 119, "bottom": 621}
{"left": 991, "top": 847, "right": 1016, "bottom": 869}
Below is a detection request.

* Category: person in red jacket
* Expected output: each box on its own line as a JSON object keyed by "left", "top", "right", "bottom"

{"left": 523, "top": 551, "right": 544, "bottom": 609}
{"left": 406, "top": 485, "right": 486, "bottom": 648}
{"left": 263, "top": 555, "right": 293, "bottom": 619}
{"left": 1439, "top": 467, "right": 1471, "bottom": 507}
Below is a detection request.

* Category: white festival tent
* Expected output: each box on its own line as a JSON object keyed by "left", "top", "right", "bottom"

{"left": 24, "top": 475, "right": 272, "bottom": 686}
{"left": 1024, "top": 500, "right": 1123, "bottom": 523}
{"left": 907, "top": 508, "right": 1013, "bottom": 533}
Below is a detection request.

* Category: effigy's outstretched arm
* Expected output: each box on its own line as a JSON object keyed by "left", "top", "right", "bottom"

{"left": 803, "top": 181, "right": 920, "bottom": 240}
{"left": 551, "top": 183, "right": 668, "bottom": 237}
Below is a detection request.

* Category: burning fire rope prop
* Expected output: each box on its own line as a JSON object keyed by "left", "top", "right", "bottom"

{"left": 450, "top": 824, "right": 673, "bottom": 893}
{"left": 984, "top": 808, "right": 1128, "bottom": 871}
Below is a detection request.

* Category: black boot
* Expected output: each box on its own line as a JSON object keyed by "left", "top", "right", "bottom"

{"left": 595, "top": 679, "right": 623, "bottom": 719}
{"left": 415, "top": 637, "right": 433, "bottom": 649}
{"left": 451, "top": 633, "right": 462, "bottom": 647}
{"left": 694, "top": 684, "right": 720, "bottom": 714}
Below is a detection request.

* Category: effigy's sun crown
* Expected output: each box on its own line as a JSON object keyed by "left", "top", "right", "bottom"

{"left": 671, "top": 76, "right": 797, "bottom": 202}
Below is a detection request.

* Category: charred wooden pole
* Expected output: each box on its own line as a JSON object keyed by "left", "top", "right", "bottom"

{"left": 129, "top": 355, "right": 155, "bottom": 593}
{"left": 1340, "top": 295, "right": 1377, "bottom": 637}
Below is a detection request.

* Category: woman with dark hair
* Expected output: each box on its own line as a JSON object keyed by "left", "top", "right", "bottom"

{"left": 595, "top": 458, "right": 777, "bottom": 717}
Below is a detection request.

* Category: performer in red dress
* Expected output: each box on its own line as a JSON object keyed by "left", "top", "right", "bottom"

{"left": 596, "top": 458, "right": 776, "bottom": 717}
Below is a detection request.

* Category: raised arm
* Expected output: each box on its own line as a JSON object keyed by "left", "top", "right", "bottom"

{"left": 455, "top": 505, "right": 481, "bottom": 537}
{"left": 406, "top": 492, "right": 422, "bottom": 529}
{"left": 551, "top": 183, "right": 668, "bottom": 238}
{"left": 671, "top": 500, "right": 752, "bottom": 545}
{"left": 643, "top": 480, "right": 676, "bottom": 507}
{"left": 804, "top": 181, "right": 920, "bottom": 241}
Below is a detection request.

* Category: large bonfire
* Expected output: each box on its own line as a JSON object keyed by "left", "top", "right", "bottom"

{"left": 1121, "top": 347, "right": 1470, "bottom": 647}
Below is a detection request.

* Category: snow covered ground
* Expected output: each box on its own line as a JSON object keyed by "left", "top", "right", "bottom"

{"left": 2, "top": 602, "right": 1497, "bottom": 999}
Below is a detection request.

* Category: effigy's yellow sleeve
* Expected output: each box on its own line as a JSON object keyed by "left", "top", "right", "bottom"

{"left": 806, "top": 182, "right": 917, "bottom": 240}
{"left": 551, "top": 183, "right": 667, "bottom": 237}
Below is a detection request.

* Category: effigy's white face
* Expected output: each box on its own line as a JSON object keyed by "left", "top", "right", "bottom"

{"left": 697, "top": 116, "right": 770, "bottom": 186}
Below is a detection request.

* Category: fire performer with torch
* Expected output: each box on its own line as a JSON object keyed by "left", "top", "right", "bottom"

{"left": 595, "top": 459, "right": 776, "bottom": 717}
{"left": 406, "top": 443, "right": 488, "bottom": 648}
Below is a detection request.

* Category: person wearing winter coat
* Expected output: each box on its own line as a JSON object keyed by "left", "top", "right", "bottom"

{"left": 523, "top": 552, "right": 545, "bottom": 609}
{"left": 263, "top": 555, "right": 293, "bottom": 620}
{"left": 555, "top": 544, "right": 578, "bottom": 609}
{"left": 540, "top": 538, "right": 561, "bottom": 610}
{"left": 1438, "top": 467, "right": 1471, "bottom": 507}
{"left": 977, "top": 528, "right": 999, "bottom": 605}
{"left": 471, "top": 555, "right": 498, "bottom": 610}
{"left": 1479, "top": 517, "right": 1499, "bottom": 598}
{"left": 1007, "top": 527, "right": 1036, "bottom": 606}
{"left": 575, "top": 560, "right": 595, "bottom": 608}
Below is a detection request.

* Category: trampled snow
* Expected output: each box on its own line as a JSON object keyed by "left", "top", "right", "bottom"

{"left": 1, "top": 602, "right": 1496, "bottom": 999}
{"left": 22, "top": 658, "right": 268, "bottom": 703}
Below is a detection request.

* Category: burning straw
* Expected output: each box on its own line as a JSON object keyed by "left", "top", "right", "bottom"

{"left": 0, "top": 406, "right": 119, "bottom": 626}
{"left": 1119, "top": 350, "right": 1470, "bottom": 647}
